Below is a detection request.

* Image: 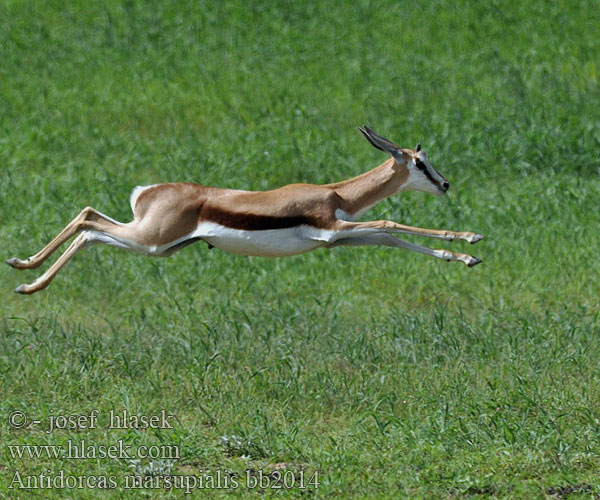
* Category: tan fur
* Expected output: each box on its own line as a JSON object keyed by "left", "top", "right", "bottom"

{"left": 7, "top": 134, "right": 483, "bottom": 294}
{"left": 327, "top": 157, "right": 410, "bottom": 216}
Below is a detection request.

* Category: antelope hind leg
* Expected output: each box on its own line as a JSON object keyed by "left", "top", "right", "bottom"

{"left": 6, "top": 207, "right": 124, "bottom": 270}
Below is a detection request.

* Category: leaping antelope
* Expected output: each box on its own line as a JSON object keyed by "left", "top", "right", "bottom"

{"left": 6, "top": 126, "right": 484, "bottom": 295}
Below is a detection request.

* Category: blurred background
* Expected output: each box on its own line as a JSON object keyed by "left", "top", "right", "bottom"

{"left": 1, "top": 1, "right": 599, "bottom": 497}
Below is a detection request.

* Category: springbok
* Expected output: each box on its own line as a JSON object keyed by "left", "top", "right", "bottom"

{"left": 7, "top": 126, "right": 483, "bottom": 294}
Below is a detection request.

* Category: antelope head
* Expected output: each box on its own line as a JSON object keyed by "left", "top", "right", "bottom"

{"left": 358, "top": 125, "right": 449, "bottom": 196}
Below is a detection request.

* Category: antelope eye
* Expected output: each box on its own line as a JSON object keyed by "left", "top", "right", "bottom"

{"left": 415, "top": 159, "right": 426, "bottom": 171}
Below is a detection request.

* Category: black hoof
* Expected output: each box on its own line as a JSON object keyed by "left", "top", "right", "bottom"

{"left": 468, "top": 257, "right": 482, "bottom": 267}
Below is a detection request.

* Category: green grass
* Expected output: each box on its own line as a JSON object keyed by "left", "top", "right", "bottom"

{"left": 1, "top": 0, "right": 600, "bottom": 498}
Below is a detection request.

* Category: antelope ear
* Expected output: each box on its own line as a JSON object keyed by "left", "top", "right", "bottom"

{"left": 416, "top": 142, "right": 422, "bottom": 152}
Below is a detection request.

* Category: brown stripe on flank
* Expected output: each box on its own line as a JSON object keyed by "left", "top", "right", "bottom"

{"left": 202, "top": 205, "right": 316, "bottom": 231}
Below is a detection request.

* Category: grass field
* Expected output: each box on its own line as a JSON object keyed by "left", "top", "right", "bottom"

{"left": 1, "top": 0, "right": 600, "bottom": 498}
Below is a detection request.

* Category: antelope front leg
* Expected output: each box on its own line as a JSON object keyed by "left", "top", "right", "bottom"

{"left": 337, "top": 220, "right": 484, "bottom": 244}
{"left": 6, "top": 207, "right": 120, "bottom": 270}
{"left": 330, "top": 233, "right": 482, "bottom": 267}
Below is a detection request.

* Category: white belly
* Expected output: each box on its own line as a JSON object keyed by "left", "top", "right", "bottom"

{"left": 193, "top": 222, "right": 336, "bottom": 257}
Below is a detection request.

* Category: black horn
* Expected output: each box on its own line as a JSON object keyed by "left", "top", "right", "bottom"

{"left": 358, "top": 126, "right": 401, "bottom": 156}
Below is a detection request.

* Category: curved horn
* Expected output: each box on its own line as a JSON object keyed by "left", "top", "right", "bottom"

{"left": 358, "top": 126, "right": 401, "bottom": 156}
